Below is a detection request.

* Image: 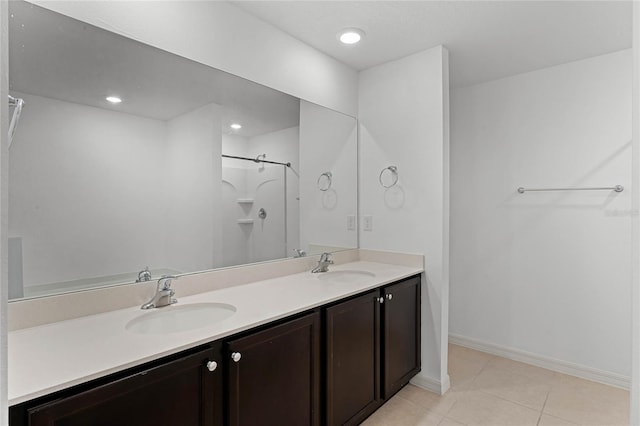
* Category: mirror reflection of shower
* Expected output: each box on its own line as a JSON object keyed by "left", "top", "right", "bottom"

{"left": 8, "top": 95, "right": 25, "bottom": 148}
{"left": 255, "top": 154, "right": 266, "bottom": 171}
{"left": 221, "top": 153, "right": 299, "bottom": 268}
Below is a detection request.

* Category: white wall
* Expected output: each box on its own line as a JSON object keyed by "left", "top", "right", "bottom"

{"left": 299, "top": 100, "right": 358, "bottom": 254}
{"left": 9, "top": 92, "right": 168, "bottom": 286}
{"left": 450, "top": 50, "right": 632, "bottom": 380}
{"left": 28, "top": 1, "right": 358, "bottom": 117}
{"left": 165, "top": 103, "right": 222, "bottom": 272}
{"left": 222, "top": 134, "right": 250, "bottom": 168}
{"left": 358, "top": 46, "right": 450, "bottom": 392}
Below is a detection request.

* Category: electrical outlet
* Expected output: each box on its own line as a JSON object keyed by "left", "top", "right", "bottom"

{"left": 347, "top": 215, "right": 356, "bottom": 231}
{"left": 363, "top": 215, "right": 373, "bottom": 231}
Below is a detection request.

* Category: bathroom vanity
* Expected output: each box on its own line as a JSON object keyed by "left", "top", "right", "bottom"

{"left": 8, "top": 259, "right": 422, "bottom": 425}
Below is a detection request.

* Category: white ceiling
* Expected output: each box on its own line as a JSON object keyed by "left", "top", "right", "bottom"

{"left": 9, "top": 0, "right": 632, "bottom": 126}
{"left": 9, "top": 1, "right": 300, "bottom": 137}
{"left": 233, "top": 1, "right": 632, "bottom": 88}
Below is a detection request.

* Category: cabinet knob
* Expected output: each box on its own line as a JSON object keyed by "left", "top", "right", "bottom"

{"left": 386, "top": 293, "right": 393, "bottom": 301}
{"left": 378, "top": 296, "right": 384, "bottom": 304}
{"left": 206, "top": 360, "right": 218, "bottom": 372}
{"left": 231, "top": 352, "right": 242, "bottom": 362}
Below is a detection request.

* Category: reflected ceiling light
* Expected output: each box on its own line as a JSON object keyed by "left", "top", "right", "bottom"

{"left": 338, "top": 28, "right": 365, "bottom": 45}
{"left": 106, "top": 96, "right": 122, "bottom": 104}
{"left": 230, "top": 123, "right": 242, "bottom": 130}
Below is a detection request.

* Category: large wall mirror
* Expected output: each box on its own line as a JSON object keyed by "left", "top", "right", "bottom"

{"left": 7, "top": 1, "right": 358, "bottom": 300}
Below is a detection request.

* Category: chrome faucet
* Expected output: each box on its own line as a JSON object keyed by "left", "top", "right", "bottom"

{"left": 312, "top": 252, "right": 334, "bottom": 273}
{"left": 141, "top": 275, "right": 178, "bottom": 309}
{"left": 293, "top": 248, "right": 307, "bottom": 258}
{"left": 136, "top": 266, "right": 152, "bottom": 282}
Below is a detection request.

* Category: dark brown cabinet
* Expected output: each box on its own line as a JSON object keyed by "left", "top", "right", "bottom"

{"left": 325, "top": 275, "right": 421, "bottom": 425}
{"left": 382, "top": 275, "right": 421, "bottom": 398}
{"left": 10, "top": 275, "right": 420, "bottom": 426}
{"left": 226, "top": 311, "right": 321, "bottom": 426}
{"left": 24, "top": 344, "right": 223, "bottom": 426}
{"left": 325, "top": 290, "right": 381, "bottom": 425}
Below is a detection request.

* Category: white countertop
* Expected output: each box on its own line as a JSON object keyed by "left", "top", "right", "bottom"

{"left": 9, "top": 260, "right": 422, "bottom": 406}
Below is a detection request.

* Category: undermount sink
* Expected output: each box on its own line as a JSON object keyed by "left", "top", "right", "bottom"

{"left": 316, "top": 270, "right": 376, "bottom": 283}
{"left": 125, "top": 302, "right": 237, "bottom": 335}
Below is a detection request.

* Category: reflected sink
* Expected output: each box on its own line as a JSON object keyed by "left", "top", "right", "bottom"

{"left": 126, "top": 302, "right": 236, "bottom": 334}
{"left": 316, "top": 270, "right": 376, "bottom": 284}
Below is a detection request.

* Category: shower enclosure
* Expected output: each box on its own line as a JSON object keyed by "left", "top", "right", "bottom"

{"left": 221, "top": 154, "right": 298, "bottom": 267}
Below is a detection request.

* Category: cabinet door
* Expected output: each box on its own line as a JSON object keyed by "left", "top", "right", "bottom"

{"left": 382, "top": 275, "right": 421, "bottom": 398}
{"left": 226, "top": 311, "right": 321, "bottom": 426}
{"left": 325, "top": 290, "right": 380, "bottom": 426}
{"left": 27, "top": 345, "right": 222, "bottom": 426}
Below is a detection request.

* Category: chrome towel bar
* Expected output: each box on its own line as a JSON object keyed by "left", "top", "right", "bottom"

{"left": 517, "top": 185, "right": 624, "bottom": 194}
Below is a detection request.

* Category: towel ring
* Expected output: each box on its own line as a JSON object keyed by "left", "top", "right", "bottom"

{"left": 379, "top": 166, "right": 399, "bottom": 188}
{"left": 317, "top": 172, "right": 332, "bottom": 191}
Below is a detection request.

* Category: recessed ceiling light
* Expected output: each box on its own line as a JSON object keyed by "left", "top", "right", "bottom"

{"left": 338, "top": 28, "right": 365, "bottom": 45}
{"left": 106, "top": 96, "right": 122, "bottom": 104}
{"left": 230, "top": 123, "right": 242, "bottom": 130}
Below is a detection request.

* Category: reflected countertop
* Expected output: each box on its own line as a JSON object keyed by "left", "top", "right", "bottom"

{"left": 9, "top": 260, "right": 423, "bottom": 406}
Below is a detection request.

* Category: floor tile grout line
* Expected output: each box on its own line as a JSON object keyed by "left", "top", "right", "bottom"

{"left": 444, "top": 398, "right": 459, "bottom": 418}
{"left": 536, "top": 390, "right": 550, "bottom": 426}
{"left": 452, "top": 345, "right": 629, "bottom": 393}
{"left": 475, "top": 363, "right": 557, "bottom": 389}
{"left": 453, "top": 374, "right": 625, "bottom": 426}
{"left": 395, "top": 392, "right": 446, "bottom": 419}
{"left": 464, "top": 355, "right": 494, "bottom": 388}
{"left": 462, "top": 353, "right": 548, "bottom": 413}
{"left": 471, "top": 362, "right": 555, "bottom": 412}
{"left": 475, "top": 388, "right": 546, "bottom": 413}
{"left": 449, "top": 347, "right": 628, "bottom": 426}
{"left": 472, "top": 351, "right": 560, "bottom": 381}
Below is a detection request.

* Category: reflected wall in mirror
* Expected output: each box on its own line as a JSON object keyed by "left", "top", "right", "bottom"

{"left": 7, "top": 1, "right": 357, "bottom": 301}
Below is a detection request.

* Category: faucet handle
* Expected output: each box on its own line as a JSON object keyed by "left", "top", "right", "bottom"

{"left": 157, "top": 275, "right": 178, "bottom": 290}
{"left": 136, "top": 266, "right": 152, "bottom": 282}
{"left": 319, "top": 252, "right": 334, "bottom": 263}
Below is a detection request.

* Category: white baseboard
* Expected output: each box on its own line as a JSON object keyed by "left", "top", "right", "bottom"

{"left": 410, "top": 372, "right": 450, "bottom": 395}
{"left": 449, "top": 334, "right": 630, "bottom": 390}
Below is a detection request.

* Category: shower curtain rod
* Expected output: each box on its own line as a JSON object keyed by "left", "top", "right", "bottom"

{"left": 222, "top": 154, "right": 291, "bottom": 167}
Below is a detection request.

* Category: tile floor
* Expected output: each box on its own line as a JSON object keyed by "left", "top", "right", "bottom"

{"left": 362, "top": 344, "right": 629, "bottom": 426}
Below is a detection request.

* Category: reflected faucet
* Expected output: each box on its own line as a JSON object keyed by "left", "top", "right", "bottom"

{"left": 293, "top": 248, "right": 307, "bottom": 258}
{"left": 141, "top": 275, "right": 178, "bottom": 309}
{"left": 312, "top": 252, "right": 334, "bottom": 273}
{"left": 136, "top": 266, "right": 152, "bottom": 282}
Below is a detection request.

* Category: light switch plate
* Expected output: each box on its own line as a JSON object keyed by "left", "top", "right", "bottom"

{"left": 347, "top": 215, "right": 356, "bottom": 231}
{"left": 363, "top": 215, "right": 373, "bottom": 231}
